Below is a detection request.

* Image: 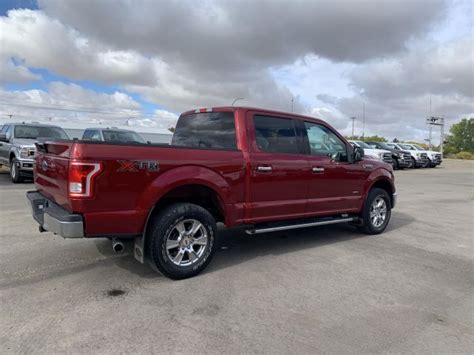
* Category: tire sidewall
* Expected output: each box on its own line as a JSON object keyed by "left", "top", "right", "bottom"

{"left": 10, "top": 158, "right": 19, "bottom": 183}
{"left": 363, "top": 188, "right": 391, "bottom": 234}
{"left": 150, "top": 204, "right": 216, "bottom": 279}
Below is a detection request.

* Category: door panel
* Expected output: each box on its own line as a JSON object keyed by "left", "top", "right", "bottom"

{"left": 246, "top": 113, "right": 309, "bottom": 223}
{"left": 302, "top": 121, "right": 369, "bottom": 215}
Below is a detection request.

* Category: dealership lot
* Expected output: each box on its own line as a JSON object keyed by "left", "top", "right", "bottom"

{"left": 0, "top": 161, "right": 473, "bottom": 353}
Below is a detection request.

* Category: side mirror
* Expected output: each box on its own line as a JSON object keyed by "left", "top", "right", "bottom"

{"left": 353, "top": 146, "right": 364, "bottom": 162}
{"left": 0, "top": 133, "right": 8, "bottom": 143}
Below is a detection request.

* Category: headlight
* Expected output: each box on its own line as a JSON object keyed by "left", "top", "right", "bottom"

{"left": 19, "top": 147, "right": 34, "bottom": 159}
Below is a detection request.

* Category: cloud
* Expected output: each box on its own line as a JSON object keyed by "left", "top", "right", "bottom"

{"left": 0, "top": 57, "right": 40, "bottom": 84}
{"left": 0, "top": 82, "right": 176, "bottom": 128}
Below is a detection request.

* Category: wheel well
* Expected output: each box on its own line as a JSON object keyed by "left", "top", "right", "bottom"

{"left": 146, "top": 184, "right": 225, "bottom": 229}
{"left": 9, "top": 152, "right": 15, "bottom": 162}
{"left": 371, "top": 179, "right": 394, "bottom": 207}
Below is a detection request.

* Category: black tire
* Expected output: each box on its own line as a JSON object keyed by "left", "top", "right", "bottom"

{"left": 10, "top": 158, "right": 23, "bottom": 183}
{"left": 411, "top": 157, "right": 419, "bottom": 169}
{"left": 358, "top": 188, "right": 391, "bottom": 235}
{"left": 423, "top": 158, "right": 431, "bottom": 168}
{"left": 148, "top": 203, "right": 217, "bottom": 280}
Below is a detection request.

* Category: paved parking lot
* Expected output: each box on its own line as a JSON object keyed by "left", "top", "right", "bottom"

{"left": 0, "top": 160, "right": 473, "bottom": 353}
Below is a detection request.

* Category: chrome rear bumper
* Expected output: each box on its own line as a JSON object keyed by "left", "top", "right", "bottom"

{"left": 26, "top": 191, "right": 84, "bottom": 238}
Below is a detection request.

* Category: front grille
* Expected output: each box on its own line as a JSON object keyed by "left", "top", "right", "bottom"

{"left": 382, "top": 153, "right": 393, "bottom": 164}
{"left": 403, "top": 153, "right": 411, "bottom": 164}
{"left": 420, "top": 153, "right": 428, "bottom": 164}
{"left": 433, "top": 154, "right": 442, "bottom": 163}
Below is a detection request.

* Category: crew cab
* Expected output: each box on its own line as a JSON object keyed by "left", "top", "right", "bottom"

{"left": 0, "top": 122, "right": 69, "bottom": 182}
{"left": 402, "top": 143, "right": 442, "bottom": 168}
{"left": 27, "top": 107, "right": 396, "bottom": 279}
{"left": 365, "top": 141, "right": 412, "bottom": 169}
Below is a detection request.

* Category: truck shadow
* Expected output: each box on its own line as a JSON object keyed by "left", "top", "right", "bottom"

{"left": 96, "top": 210, "right": 415, "bottom": 279}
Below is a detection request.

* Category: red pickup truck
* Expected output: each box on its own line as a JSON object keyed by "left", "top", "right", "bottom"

{"left": 27, "top": 107, "right": 396, "bottom": 279}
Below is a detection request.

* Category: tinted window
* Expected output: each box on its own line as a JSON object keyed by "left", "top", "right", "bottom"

{"left": 254, "top": 115, "right": 299, "bottom": 154}
{"left": 14, "top": 125, "right": 68, "bottom": 139}
{"left": 172, "top": 112, "right": 237, "bottom": 150}
{"left": 304, "top": 122, "right": 347, "bottom": 161}
{"left": 82, "top": 130, "right": 101, "bottom": 141}
{"left": 102, "top": 130, "right": 145, "bottom": 143}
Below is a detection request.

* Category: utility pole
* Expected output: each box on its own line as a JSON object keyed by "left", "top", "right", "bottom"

{"left": 291, "top": 96, "right": 294, "bottom": 113}
{"left": 351, "top": 117, "right": 356, "bottom": 139}
{"left": 362, "top": 103, "right": 365, "bottom": 139}
{"left": 426, "top": 116, "right": 445, "bottom": 155}
{"left": 428, "top": 98, "right": 432, "bottom": 149}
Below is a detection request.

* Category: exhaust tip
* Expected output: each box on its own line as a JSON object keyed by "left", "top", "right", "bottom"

{"left": 112, "top": 239, "right": 124, "bottom": 253}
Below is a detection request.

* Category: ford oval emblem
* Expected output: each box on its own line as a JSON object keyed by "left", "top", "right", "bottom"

{"left": 41, "top": 160, "right": 48, "bottom": 171}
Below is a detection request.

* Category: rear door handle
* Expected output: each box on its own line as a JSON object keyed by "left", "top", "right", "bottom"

{"left": 312, "top": 167, "right": 325, "bottom": 173}
{"left": 257, "top": 165, "right": 272, "bottom": 172}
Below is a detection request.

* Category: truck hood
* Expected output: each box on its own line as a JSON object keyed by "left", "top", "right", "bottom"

{"left": 363, "top": 148, "right": 391, "bottom": 158}
{"left": 12, "top": 138, "right": 37, "bottom": 148}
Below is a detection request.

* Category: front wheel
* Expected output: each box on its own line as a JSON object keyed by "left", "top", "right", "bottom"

{"left": 358, "top": 188, "right": 391, "bottom": 234}
{"left": 423, "top": 158, "right": 431, "bottom": 168}
{"left": 10, "top": 158, "right": 24, "bottom": 183}
{"left": 149, "top": 203, "right": 217, "bottom": 280}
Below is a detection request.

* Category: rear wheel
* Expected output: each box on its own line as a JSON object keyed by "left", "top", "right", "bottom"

{"left": 423, "top": 158, "right": 431, "bottom": 168}
{"left": 411, "top": 157, "right": 419, "bottom": 169}
{"left": 358, "top": 188, "right": 391, "bottom": 234}
{"left": 10, "top": 158, "right": 24, "bottom": 183}
{"left": 148, "top": 203, "right": 217, "bottom": 279}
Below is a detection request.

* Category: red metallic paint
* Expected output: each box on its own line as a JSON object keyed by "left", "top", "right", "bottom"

{"left": 33, "top": 107, "right": 395, "bottom": 238}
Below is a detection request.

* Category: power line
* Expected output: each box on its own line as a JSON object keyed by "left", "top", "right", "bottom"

{"left": 0, "top": 100, "right": 170, "bottom": 118}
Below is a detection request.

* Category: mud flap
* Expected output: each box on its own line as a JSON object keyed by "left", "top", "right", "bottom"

{"left": 134, "top": 236, "right": 145, "bottom": 263}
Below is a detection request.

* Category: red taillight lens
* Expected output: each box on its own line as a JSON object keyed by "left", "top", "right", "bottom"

{"left": 69, "top": 162, "right": 102, "bottom": 198}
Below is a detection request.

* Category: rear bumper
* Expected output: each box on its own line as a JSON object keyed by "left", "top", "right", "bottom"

{"left": 26, "top": 191, "right": 84, "bottom": 238}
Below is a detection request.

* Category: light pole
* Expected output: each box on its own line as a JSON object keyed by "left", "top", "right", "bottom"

{"left": 351, "top": 117, "right": 356, "bottom": 139}
{"left": 291, "top": 96, "right": 294, "bottom": 112}
{"left": 362, "top": 103, "right": 365, "bottom": 139}
{"left": 231, "top": 97, "right": 244, "bottom": 106}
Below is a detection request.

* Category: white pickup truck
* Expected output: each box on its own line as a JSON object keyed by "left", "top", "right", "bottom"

{"left": 399, "top": 143, "right": 442, "bottom": 168}
{"left": 349, "top": 140, "right": 393, "bottom": 165}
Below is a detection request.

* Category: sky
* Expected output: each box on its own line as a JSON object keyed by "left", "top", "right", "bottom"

{"left": 0, "top": 0, "right": 472, "bottom": 141}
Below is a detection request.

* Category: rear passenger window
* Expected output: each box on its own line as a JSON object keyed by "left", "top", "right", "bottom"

{"left": 172, "top": 112, "right": 237, "bottom": 150}
{"left": 254, "top": 115, "right": 299, "bottom": 154}
{"left": 83, "top": 130, "right": 101, "bottom": 141}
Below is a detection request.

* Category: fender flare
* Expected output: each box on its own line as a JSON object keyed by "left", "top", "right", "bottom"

{"left": 133, "top": 165, "right": 230, "bottom": 263}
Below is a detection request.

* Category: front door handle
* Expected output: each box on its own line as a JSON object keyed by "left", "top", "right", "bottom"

{"left": 312, "top": 167, "right": 325, "bottom": 173}
{"left": 257, "top": 165, "right": 272, "bottom": 172}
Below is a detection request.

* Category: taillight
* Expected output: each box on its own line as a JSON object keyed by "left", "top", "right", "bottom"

{"left": 69, "top": 162, "right": 102, "bottom": 198}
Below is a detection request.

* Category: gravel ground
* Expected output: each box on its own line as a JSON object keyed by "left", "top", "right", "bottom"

{"left": 0, "top": 160, "right": 473, "bottom": 354}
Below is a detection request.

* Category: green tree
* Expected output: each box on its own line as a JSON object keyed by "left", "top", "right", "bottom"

{"left": 445, "top": 118, "right": 474, "bottom": 153}
{"left": 351, "top": 135, "right": 387, "bottom": 142}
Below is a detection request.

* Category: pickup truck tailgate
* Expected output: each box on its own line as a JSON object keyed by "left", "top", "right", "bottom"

{"left": 34, "top": 141, "right": 72, "bottom": 210}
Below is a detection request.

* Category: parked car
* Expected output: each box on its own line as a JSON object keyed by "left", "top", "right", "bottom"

{"left": 82, "top": 127, "right": 146, "bottom": 143}
{"left": 386, "top": 143, "right": 428, "bottom": 168}
{"left": 365, "top": 141, "right": 412, "bottom": 169}
{"left": 349, "top": 140, "right": 393, "bottom": 165}
{"left": 27, "top": 107, "right": 396, "bottom": 279}
{"left": 0, "top": 122, "right": 69, "bottom": 182}
{"left": 401, "top": 143, "right": 442, "bottom": 168}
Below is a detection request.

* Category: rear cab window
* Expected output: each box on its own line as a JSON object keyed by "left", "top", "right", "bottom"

{"left": 253, "top": 115, "right": 300, "bottom": 154}
{"left": 172, "top": 111, "right": 237, "bottom": 150}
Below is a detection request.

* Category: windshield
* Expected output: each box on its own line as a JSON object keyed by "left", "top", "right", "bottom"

{"left": 355, "top": 141, "right": 371, "bottom": 149}
{"left": 400, "top": 144, "right": 414, "bottom": 150}
{"left": 14, "top": 125, "right": 68, "bottom": 139}
{"left": 102, "top": 130, "right": 145, "bottom": 143}
{"left": 386, "top": 143, "right": 399, "bottom": 150}
{"left": 413, "top": 144, "right": 425, "bottom": 150}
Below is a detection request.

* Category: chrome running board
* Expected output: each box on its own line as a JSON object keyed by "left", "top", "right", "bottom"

{"left": 245, "top": 217, "right": 358, "bottom": 235}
